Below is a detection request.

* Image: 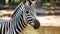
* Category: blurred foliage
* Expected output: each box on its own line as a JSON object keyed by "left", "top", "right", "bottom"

{"left": 0, "top": 0, "right": 60, "bottom": 7}
{"left": 42, "top": 2, "right": 51, "bottom": 7}
{"left": 0, "top": 0, "right": 22, "bottom": 5}
{"left": 42, "top": 0, "right": 51, "bottom": 6}
{"left": 9, "top": 0, "right": 22, "bottom": 5}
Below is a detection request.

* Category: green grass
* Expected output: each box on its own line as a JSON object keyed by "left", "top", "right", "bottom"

{"left": 43, "top": 2, "right": 51, "bottom": 6}
{"left": 23, "top": 25, "right": 39, "bottom": 34}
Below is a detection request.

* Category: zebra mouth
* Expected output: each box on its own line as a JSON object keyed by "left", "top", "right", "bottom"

{"left": 30, "top": 19, "right": 40, "bottom": 29}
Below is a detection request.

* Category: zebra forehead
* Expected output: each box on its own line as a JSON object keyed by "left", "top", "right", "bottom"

{"left": 24, "top": 5, "right": 35, "bottom": 11}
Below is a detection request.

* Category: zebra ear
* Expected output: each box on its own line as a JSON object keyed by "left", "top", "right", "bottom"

{"left": 23, "top": 0, "right": 26, "bottom": 4}
{"left": 23, "top": 0, "right": 32, "bottom": 6}
{"left": 31, "top": 0, "right": 38, "bottom": 6}
{"left": 28, "top": 0, "right": 32, "bottom": 6}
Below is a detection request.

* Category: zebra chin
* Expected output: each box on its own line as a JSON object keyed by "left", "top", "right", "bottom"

{"left": 30, "top": 19, "right": 40, "bottom": 29}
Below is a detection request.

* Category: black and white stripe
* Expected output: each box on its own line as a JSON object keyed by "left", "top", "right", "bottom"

{"left": 0, "top": 0, "right": 40, "bottom": 34}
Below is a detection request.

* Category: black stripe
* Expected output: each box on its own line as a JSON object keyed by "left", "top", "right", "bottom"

{"left": 20, "top": 14, "right": 25, "bottom": 27}
{"left": 13, "top": 32, "right": 14, "bottom": 34}
{"left": 16, "top": 24, "right": 21, "bottom": 32}
{"left": 26, "top": 16, "right": 32, "bottom": 19}
{"left": 18, "top": 17, "right": 24, "bottom": 30}
{"left": 28, "top": 19, "right": 33, "bottom": 22}
{"left": 21, "top": 14, "right": 27, "bottom": 27}
{"left": 14, "top": 27, "right": 19, "bottom": 34}
{"left": 8, "top": 22, "right": 10, "bottom": 29}
{"left": 0, "top": 25, "right": 2, "bottom": 34}
{"left": 3, "top": 24, "right": 5, "bottom": 34}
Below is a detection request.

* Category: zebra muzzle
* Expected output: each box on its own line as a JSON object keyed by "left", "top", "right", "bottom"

{"left": 30, "top": 19, "right": 40, "bottom": 29}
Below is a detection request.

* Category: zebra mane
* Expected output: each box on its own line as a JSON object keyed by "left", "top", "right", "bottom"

{"left": 11, "top": 2, "right": 24, "bottom": 18}
{"left": 11, "top": 0, "right": 32, "bottom": 18}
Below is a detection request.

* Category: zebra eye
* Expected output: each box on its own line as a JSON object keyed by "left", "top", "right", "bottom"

{"left": 26, "top": 11, "right": 29, "bottom": 13}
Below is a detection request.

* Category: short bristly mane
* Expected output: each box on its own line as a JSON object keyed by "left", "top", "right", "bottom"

{"left": 11, "top": 2, "right": 24, "bottom": 18}
{"left": 11, "top": 0, "right": 32, "bottom": 18}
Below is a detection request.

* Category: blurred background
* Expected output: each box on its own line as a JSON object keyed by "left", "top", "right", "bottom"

{"left": 0, "top": 0, "right": 60, "bottom": 34}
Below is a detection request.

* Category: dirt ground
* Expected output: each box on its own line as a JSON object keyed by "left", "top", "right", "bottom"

{"left": 37, "top": 15, "right": 60, "bottom": 26}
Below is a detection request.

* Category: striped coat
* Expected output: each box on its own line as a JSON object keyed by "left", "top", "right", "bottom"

{"left": 0, "top": 0, "right": 40, "bottom": 34}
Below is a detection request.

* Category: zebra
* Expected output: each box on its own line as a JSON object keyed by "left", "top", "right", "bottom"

{"left": 0, "top": 0, "right": 40, "bottom": 34}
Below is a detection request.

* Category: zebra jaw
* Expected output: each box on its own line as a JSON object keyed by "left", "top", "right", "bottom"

{"left": 30, "top": 19, "right": 40, "bottom": 29}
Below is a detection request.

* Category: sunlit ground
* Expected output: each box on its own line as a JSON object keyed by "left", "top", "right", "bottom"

{"left": 37, "top": 15, "right": 60, "bottom": 26}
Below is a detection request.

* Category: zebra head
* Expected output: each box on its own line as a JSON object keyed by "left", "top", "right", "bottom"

{"left": 23, "top": 0, "right": 40, "bottom": 29}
